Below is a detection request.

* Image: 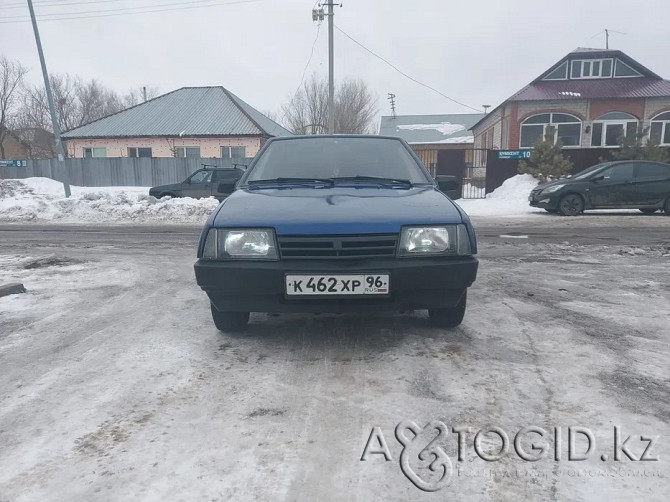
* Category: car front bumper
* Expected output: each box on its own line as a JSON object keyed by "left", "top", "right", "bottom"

{"left": 528, "top": 190, "right": 560, "bottom": 209}
{"left": 194, "top": 257, "right": 478, "bottom": 313}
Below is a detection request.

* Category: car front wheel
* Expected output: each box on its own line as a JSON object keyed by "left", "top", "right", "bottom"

{"left": 664, "top": 196, "right": 670, "bottom": 216}
{"left": 558, "top": 194, "right": 584, "bottom": 216}
{"left": 210, "top": 303, "right": 249, "bottom": 332}
{"left": 429, "top": 291, "right": 467, "bottom": 328}
{"left": 639, "top": 208, "right": 657, "bottom": 214}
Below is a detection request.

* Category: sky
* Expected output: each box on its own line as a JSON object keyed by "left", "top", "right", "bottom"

{"left": 1, "top": 0, "right": 670, "bottom": 126}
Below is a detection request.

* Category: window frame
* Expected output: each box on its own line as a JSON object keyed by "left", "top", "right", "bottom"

{"left": 127, "top": 147, "right": 152, "bottom": 158}
{"left": 590, "top": 113, "right": 638, "bottom": 147}
{"left": 175, "top": 146, "right": 201, "bottom": 158}
{"left": 519, "top": 113, "right": 582, "bottom": 149}
{"left": 221, "top": 146, "right": 247, "bottom": 159}
{"left": 570, "top": 58, "right": 614, "bottom": 79}
{"left": 83, "top": 147, "right": 107, "bottom": 158}
{"left": 649, "top": 112, "right": 670, "bottom": 146}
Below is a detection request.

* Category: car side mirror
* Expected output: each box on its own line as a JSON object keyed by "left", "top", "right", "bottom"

{"left": 217, "top": 181, "right": 237, "bottom": 194}
{"left": 435, "top": 175, "right": 462, "bottom": 200}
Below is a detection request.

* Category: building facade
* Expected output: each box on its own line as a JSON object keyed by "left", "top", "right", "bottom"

{"left": 61, "top": 86, "right": 292, "bottom": 158}
{"left": 471, "top": 48, "right": 670, "bottom": 151}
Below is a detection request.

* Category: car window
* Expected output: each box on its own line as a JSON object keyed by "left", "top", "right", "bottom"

{"left": 600, "top": 163, "right": 634, "bottom": 180}
{"left": 212, "top": 170, "right": 242, "bottom": 183}
{"left": 245, "top": 137, "right": 431, "bottom": 184}
{"left": 570, "top": 163, "right": 612, "bottom": 180}
{"left": 634, "top": 163, "right": 670, "bottom": 179}
{"left": 189, "top": 170, "right": 212, "bottom": 183}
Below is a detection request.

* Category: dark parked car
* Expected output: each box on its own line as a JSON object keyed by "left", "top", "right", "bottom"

{"left": 529, "top": 160, "right": 670, "bottom": 216}
{"left": 194, "top": 135, "right": 478, "bottom": 332}
{"left": 149, "top": 167, "right": 244, "bottom": 200}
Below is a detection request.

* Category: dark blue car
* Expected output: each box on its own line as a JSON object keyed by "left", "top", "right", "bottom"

{"left": 194, "top": 135, "right": 478, "bottom": 331}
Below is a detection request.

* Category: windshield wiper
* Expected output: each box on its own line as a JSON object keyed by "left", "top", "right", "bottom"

{"left": 247, "top": 177, "right": 334, "bottom": 186}
{"left": 329, "top": 176, "right": 413, "bottom": 187}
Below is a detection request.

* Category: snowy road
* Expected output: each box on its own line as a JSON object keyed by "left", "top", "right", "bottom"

{"left": 1, "top": 218, "right": 669, "bottom": 501}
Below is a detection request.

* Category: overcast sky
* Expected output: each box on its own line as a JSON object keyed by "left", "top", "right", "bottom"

{"left": 2, "top": 0, "right": 669, "bottom": 124}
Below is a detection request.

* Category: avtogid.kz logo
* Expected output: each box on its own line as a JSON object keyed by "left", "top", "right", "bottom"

{"left": 360, "top": 422, "right": 659, "bottom": 492}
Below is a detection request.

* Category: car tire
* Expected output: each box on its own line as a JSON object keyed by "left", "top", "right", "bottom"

{"left": 557, "top": 194, "right": 584, "bottom": 216}
{"left": 639, "top": 208, "right": 657, "bottom": 214}
{"left": 664, "top": 196, "right": 670, "bottom": 216}
{"left": 429, "top": 291, "right": 467, "bottom": 328}
{"left": 210, "top": 303, "right": 249, "bottom": 332}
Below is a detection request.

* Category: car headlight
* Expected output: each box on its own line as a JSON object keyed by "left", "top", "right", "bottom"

{"left": 541, "top": 184, "right": 565, "bottom": 194}
{"left": 398, "top": 225, "right": 472, "bottom": 256}
{"left": 201, "top": 228, "right": 278, "bottom": 260}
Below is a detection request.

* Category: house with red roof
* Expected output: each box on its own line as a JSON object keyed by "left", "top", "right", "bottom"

{"left": 471, "top": 48, "right": 670, "bottom": 151}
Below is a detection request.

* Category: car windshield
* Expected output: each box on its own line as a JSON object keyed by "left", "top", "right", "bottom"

{"left": 244, "top": 137, "right": 432, "bottom": 185}
{"left": 570, "top": 163, "right": 612, "bottom": 180}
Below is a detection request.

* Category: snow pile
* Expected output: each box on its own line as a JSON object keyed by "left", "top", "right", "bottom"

{"left": 0, "top": 177, "right": 219, "bottom": 224}
{"left": 457, "top": 174, "right": 540, "bottom": 217}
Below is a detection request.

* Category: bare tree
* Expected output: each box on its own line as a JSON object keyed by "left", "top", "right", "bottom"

{"left": 0, "top": 56, "right": 29, "bottom": 158}
{"left": 280, "top": 73, "right": 377, "bottom": 135}
{"left": 123, "top": 86, "right": 159, "bottom": 107}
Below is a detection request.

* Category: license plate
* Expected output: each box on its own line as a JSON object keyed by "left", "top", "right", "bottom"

{"left": 285, "top": 274, "right": 390, "bottom": 296}
{"left": 528, "top": 195, "right": 533, "bottom": 201}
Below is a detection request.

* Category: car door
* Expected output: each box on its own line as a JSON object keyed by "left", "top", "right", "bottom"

{"left": 212, "top": 169, "right": 243, "bottom": 198}
{"left": 183, "top": 170, "right": 214, "bottom": 198}
{"left": 633, "top": 162, "right": 670, "bottom": 207}
{"left": 587, "top": 163, "right": 635, "bottom": 207}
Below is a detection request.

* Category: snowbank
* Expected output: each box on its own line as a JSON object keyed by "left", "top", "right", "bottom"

{"left": 457, "top": 174, "right": 541, "bottom": 217}
{"left": 0, "top": 177, "right": 219, "bottom": 224}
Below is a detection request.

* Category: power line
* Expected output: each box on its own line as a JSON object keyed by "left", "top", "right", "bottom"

{"left": 334, "top": 24, "right": 482, "bottom": 113}
{"left": 290, "top": 23, "right": 322, "bottom": 102}
{"left": 0, "top": 0, "right": 261, "bottom": 23}
{"left": 1, "top": 0, "right": 160, "bottom": 10}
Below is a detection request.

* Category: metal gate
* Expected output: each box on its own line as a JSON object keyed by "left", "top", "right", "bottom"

{"left": 436, "top": 148, "right": 487, "bottom": 199}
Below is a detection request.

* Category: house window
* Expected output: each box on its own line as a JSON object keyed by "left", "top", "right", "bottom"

{"left": 520, "top": 113, "right": 582, "bottom": 148}
{"left": 570, "top": 59, "right": 613, "bottom": 79}
{"left": 614, "top": 59, "right": 642, "bottom": 78}
{"left": 543, "top": 61, "right": 568, "bottom": 81}
{"left": 221, "top": 146, "right": 246, "bottom": 158}
{"left": 590, "top": 112, "right": 638, "bottom": 147}
{"left": 83, "top": 147, "right": 107, "bottom": 158}
{"left": 128, "top": 147, "right": 152, "bottom": 158}
{"left": 175, "top": 146, "right": 200, "bottom": 158}
{"left": 650, "top": 112, "right": 670, "bottom": 145}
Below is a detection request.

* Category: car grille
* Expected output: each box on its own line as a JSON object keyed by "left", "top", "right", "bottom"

{"left": 277, "top": 234, "right": 398, "bottom": 260}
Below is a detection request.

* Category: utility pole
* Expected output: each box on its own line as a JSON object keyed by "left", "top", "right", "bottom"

{"left": 314, "top": 2, "right": 340, "bottom": 134}
{"left": 143, "top": 86, "right": 147, "bottom": 102}
{"left": 27, "top": 0, "right": 70, "bottom": 197}
{"left": 387, "top": 93, "right": 396, "bottom": 118}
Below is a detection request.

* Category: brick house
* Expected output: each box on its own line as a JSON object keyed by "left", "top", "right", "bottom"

{"left": 471, "top": 48, "right": 670, "bottom": 151}
{"left": 61, "top": 86, "right": 292, "bottom": 159}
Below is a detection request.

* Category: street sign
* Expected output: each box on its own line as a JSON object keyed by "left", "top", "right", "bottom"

{"left": 497, "top": 150, "right": 531, "bottom": 160}
{"left": 0, "top": 160, "right": 28, "bottom": 167}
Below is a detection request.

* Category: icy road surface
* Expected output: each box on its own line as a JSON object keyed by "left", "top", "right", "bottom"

{"left": 0, "top": 218, "right": 669, "bottom": 501}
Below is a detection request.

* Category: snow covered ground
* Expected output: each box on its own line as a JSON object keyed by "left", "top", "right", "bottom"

{"left": 0, "top": 227, "right": 668, "bottom": 501}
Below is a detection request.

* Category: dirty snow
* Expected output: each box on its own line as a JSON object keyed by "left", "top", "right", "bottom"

{"left": 0, "top": 177, "right": 219, "bottom": 224}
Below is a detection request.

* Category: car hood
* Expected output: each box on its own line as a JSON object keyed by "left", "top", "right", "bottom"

{"left": 150, "top": 183, "right": 181, "bottom": 192}
{"left": 212, "top": 186, "right": 464, "bottom": 234}
{"left": 536, "top": 178, "right": 574, "bottom": 190}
